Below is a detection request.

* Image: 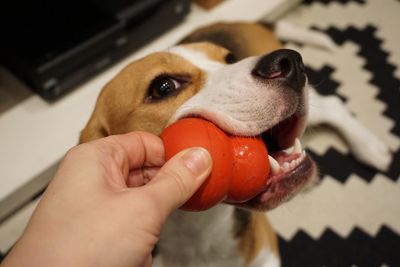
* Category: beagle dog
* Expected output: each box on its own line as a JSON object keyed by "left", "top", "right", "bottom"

{"left": 80, "top": 22, "right": 391, "bottom": 267}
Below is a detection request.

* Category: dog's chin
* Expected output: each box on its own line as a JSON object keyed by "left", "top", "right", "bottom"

{"left": 229, "top": 155, "right": 317, "bottom": 211}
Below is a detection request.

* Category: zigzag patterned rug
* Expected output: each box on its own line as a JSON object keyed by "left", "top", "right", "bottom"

{"left": 268, "top": 0, "right": 400, "bottom": 266}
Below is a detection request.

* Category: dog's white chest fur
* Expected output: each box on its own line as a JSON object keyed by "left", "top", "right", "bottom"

{"left": 155, "top": 205, "right": 245, "bottom": 267}
{"left": 154, "top": 205, "right": 280, "bottom": 267}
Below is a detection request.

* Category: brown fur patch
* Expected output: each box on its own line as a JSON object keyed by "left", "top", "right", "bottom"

{"left": 80, "top": 51, "right": 210, "bottom": 143}
{"left": 238, "top": 211, "right": 279, "bottom": 266}
{"left": 181, "top": 22, "right": 282, "bottom": 60}
{"left": 80, "top": 42, "right": 231, "bottom": 143}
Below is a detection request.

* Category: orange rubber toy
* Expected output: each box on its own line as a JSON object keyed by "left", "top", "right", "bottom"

{"left": 161, "top": 118, "right": 270, "bottom": 211}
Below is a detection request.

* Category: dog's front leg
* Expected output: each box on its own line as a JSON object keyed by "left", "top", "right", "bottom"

{"left": 307, "top": 88, "right": 391, "bottom": 171}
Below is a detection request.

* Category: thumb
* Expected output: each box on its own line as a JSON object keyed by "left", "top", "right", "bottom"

{"left": 145, "top": 147, "right": 212, "bottom": 213}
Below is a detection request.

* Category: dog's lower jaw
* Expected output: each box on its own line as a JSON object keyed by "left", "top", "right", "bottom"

{"left": 244, "top": 156, "right": 317, "bottom": 211}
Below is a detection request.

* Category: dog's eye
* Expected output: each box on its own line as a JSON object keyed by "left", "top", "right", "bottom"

{"left": 225, "top": 52, "right": 237, "bottom": 64}
{"left": 147, "top": 76, "right": 183, "bottom": 102}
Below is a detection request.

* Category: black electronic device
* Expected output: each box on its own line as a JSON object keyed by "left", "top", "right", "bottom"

{"left": 0, "top": 0, "right": 190, "bottom": 100}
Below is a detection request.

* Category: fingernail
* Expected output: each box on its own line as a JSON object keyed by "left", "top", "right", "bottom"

{"left": 182, "top": 148, "right": 211, "bottom": 177}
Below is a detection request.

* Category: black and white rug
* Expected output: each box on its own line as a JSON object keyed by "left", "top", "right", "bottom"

{"left": 268, "top": 0, "right": 400, "bottom": 266}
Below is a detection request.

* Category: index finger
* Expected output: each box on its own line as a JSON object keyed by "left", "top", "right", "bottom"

{"left": 93, "top": 131, "right": 165, "bottom": 173}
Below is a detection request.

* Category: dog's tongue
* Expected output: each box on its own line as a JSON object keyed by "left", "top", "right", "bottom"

{"left": 160, "top": 118, "right": 270, "bottom": 211}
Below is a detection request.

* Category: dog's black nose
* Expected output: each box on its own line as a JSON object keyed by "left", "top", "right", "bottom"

{"left": 252, "top": 49, "right": 306, "bottom": 91}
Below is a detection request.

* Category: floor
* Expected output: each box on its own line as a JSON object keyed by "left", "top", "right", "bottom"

{"left": 267, "top": 0, "right": 400, "bottom": 266}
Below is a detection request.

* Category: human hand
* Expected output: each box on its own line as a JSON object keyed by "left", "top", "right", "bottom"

{"left": 2, "top": 132, "right": 212, "bottom": 267}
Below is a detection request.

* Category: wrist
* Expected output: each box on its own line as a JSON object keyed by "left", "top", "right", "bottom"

{"left": 2, "top": 223, "right": 85, "bottom": 267}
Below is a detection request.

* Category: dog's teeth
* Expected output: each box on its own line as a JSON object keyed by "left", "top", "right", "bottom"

{"left": 283, "top": 145, "right": 294, "bottom": 154}
{"left": 268, "top": 155, "right": 280, "bottom": 175}
{"left": 293, "top": 138, "right": 302, "bottom": 154}
{"left": 283, "top": 138, "right": 302, "bottom": 155}
{"left": 271, "top": 145, "right": 308, "bottom": 175}
{"left": 283, "top": 162, "right": 290, "bottom": 172}
{"left": 289, "top": 161, "right": 296, "bottom": 169}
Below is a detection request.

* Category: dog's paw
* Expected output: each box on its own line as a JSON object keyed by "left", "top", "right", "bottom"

{"left": 349, "top": 130, "right": 392, "bottom": 172}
